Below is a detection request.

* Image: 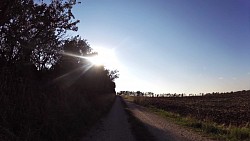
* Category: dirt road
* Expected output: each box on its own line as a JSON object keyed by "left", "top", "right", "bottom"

{"left": 81, "top": 97, "right": 136, "bottom": 141}
{"left": 126, "top": 101, "right": 214, "bottom": 141}
{"left": 82, "top": 96, "right": 213, "bottom": 141}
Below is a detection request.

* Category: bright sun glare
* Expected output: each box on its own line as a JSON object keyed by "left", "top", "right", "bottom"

{"left": 88, "top": 47, "right": 119, "bottom": 69}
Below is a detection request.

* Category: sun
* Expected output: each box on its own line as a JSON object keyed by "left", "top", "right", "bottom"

{"left": 88, "top": 55, "right": 103, "bottom": 66}
{"left": 88, "top": 47, "right": 119, "bottom": 69}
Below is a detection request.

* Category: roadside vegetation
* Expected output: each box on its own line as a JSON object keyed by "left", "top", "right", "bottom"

{"left": 126, "top": 91, "right": 250, "bottom": 141}
{"left": 0, "top": 0, "right": 117, "bottom": 141}
{"left": 120, "top": 96, "right": 156, "bottom": 141}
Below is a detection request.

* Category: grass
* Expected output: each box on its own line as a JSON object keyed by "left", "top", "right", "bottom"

{"left": 120, "top": 96, "right": 156, "bottom": 141}
{"left": 126, "top": 96, "right": 250, "bottom": 141}
{"left": 147, "top": 105, "right": 250, "bottom": 141}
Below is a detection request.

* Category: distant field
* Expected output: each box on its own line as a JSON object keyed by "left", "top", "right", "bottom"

{"left": 132, "top": 90, "right": 250, "bottom": 126}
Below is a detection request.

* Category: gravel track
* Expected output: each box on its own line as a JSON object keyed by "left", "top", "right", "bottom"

{"left": 82, "top": 96, "right": 214, "bottom": 141}
{"left": 126, "top": 101, "right": 214, "bottom": 141}
{"left": 81, "top": 97, "right": 136, "bottom": 141}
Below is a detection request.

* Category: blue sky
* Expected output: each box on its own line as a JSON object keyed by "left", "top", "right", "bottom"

{"left": 71, "top": 0, "right": 250, "bottom": 94}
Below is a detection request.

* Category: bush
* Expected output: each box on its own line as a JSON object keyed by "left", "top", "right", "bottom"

{"left": 0, "top": 66, "right": 115, "bottom": 141}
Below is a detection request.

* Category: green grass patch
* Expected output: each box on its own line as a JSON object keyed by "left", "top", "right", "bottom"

{"left": 146, "top": 106, "right": 250, "bottom": 141}
{"left": 228, "top": 127, "right": 250, "bottom": 141}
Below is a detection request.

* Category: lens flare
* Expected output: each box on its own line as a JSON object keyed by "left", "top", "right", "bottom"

{"left": 88, "top": 47, "right": 119, "bottom": 69}
{"left": 87, "top": 56, "right": 103, "bottom": 66}
{"left": 61, "top": 47, "right": 119, "bottom": 70}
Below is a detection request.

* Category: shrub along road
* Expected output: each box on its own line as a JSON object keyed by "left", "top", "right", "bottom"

{"left": 82, "top": 96, "right": 213, "bottom": 141}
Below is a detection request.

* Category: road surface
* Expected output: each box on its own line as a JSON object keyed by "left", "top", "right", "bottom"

{"left": 81, "top": 96, "right": 136, "bottom": 141}
{"left": 126, "top": 100, "right": 214, "bottom": 141}
{"left": 82, "top": 96, "right": 213, "bottom": 141}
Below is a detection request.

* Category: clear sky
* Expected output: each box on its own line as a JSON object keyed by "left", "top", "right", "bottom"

{"left": 71, "top": 0, "right": 250, "bottom": 94}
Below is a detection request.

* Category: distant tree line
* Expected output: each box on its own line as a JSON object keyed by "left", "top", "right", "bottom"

{"left": 119, "top": 90, "right": 250, "bottom": 97}
{"left": 0, "top": 0, "right": 118, "bottom": 140}
{"left": 118, "top": 91, "right": 155, "bottom": 97}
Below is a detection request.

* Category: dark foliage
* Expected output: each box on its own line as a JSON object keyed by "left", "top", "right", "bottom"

{"left": 0, "top": 0, "right": 79, "bottom": 67}
{"left": 0, "top": 0, "right": 117, "bottom": 140}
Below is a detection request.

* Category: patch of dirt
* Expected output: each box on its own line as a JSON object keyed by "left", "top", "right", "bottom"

{"left": 126, "top": 101, "right": 214, "bottom": 141}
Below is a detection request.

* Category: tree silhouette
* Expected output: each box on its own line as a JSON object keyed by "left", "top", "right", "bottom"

{"left": 0, "top": 1, "right": 118, "bottom": 140}
{"left": 0, "top": 0, "right": 79, "bottom": 67}
{"left": 107, "top": 69, "right": 120, "bottom": 81}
